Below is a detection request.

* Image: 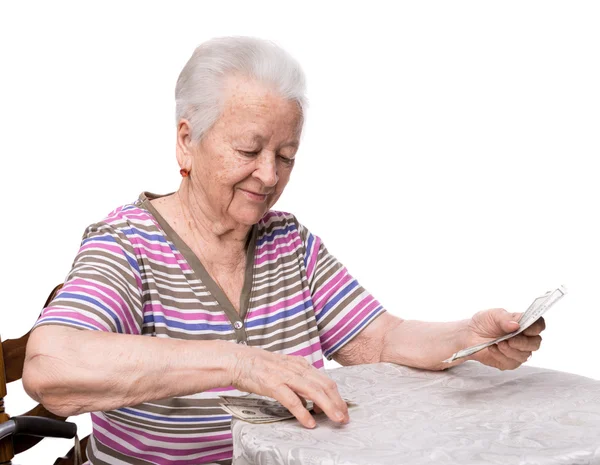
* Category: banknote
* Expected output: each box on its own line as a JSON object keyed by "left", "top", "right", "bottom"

{"left": 220, "top": 394, "right": 353, "bottom": 423}
{"left": 220, "top": 402, "right": 298, "bottom": 423}
{"left": 443, "top": 285, "right": 567, "bottom": 363}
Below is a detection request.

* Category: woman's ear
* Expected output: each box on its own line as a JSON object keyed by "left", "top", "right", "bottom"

{"left": 176, "top": 119, "right": 194, "bottom": 171}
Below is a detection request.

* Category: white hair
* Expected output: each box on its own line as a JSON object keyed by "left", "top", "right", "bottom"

{"left": 175, "top": 36, "right": 307, "bottom": 141}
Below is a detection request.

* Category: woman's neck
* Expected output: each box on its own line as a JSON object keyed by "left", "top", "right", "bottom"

{"left": 176, "top": 184, "right": 250, "bottom": 253}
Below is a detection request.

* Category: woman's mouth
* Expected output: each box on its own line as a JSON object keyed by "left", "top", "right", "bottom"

{"left": 240, "top": 189, "right": 269, "bottom": 202}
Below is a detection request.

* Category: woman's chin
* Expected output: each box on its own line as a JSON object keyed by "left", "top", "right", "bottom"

{"left": 230, "top": 206, "right": 269, "bottom": 226}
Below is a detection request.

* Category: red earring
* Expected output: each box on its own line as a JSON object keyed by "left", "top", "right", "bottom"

{"left": 180, "top": 168, "right": 189, "bottom": 177}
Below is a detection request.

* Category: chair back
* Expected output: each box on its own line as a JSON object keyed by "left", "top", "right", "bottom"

{"left": 0, "top": 284, "right": 88, "bottom": 464}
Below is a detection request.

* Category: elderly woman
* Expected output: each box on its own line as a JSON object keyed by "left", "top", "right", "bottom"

{"left": 23, "top": 37, "right": 545, "bottom": 465}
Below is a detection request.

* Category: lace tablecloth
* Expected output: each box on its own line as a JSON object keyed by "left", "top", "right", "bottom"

{"left": 232, "top": 362, "right": 600, "bottom": 465}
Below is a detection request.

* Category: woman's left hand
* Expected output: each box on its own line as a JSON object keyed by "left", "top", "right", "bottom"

{"left": 465, "top": 308, "right": 546, "bottom": 370}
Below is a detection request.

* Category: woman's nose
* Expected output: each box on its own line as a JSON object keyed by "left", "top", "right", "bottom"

{"left": 253, "top": 154, "right": 278, "bottom": 187}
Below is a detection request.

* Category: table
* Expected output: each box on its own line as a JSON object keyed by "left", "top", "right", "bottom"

{"left": 232, "top": 362, "right": 600, "bottom": 465}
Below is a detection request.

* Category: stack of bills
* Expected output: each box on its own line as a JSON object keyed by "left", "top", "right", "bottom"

{"left": 220, "top": 395, "right": 354, "bottom": 424}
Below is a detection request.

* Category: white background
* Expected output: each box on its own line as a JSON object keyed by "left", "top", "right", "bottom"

{"left": 1, "top": 1, "right": 599, "bottom": 463}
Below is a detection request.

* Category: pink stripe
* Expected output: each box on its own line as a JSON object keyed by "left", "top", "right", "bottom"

{"left": 288, "top": 340, "right": 322, "bottom": 358}
{"left": 143, "top": 216, "right": 190, "bottom": 271}
{"left": 321, "top": 298, "right": 380, "bottom": 349}
{"left": 133, "top": 246, "right": 181, "bottom": 266}
{"left": 106, "top": 206, "right": 125, "bottom": 219}
{"left": 80, "top": 243, "right": 124, "bottom": 255}
{"left": 113, "top": 212, "right": 153, "bottom": 221}
{"left": 320, "top": 295, "right": 375, "bottom": 345}
{"left": 305, "top": 236, "right": 320, "bottom": 281}
{"left": 143, "top": 302, "right": 229, "bottom": 322}
{"left": 258, "top": 211, "right": 285, "bottom": 226}
{"left": 93, "top": 206, "right": 190, "bottom": 272}
{"left": 129, "top": 236, "right": 175, "bottom": 254}
{"left": 62, "top": 280, "right": 138, "bottom": 334}
{"left": 176, "top": 252, "right": 192, "bottom": 271}
{"left": 255, "top": 233, "right": 296, "bottom": 252}
{"left": 246, "top": 292, "right": 307, "bottom": 319}
{"left": 255, "top": 238, "right": 302, "bottom": 265}
{"left": 193, "top": 449, "right": 233, "bottom": 463}
{"left": 134, "top": 273, "right": 142, "bottom": 290}
{"left": 312, "top": 268, "right": 346, "bottom": 305}
{"left": 313, "top": 358, "right": 324, "bottom": 369}
{"left": 92, "top": 413, "right": 232, "bottom": 445}
{"left": 93, "top": 429, "right": 232, "bottom": 464}
{"left": 261, "top": 210, "right": 286, "bottom": 220}
{"left": 314, "top": 272, "right": 353, "bottom": 313}
{"left": 79, "top": 241, "right": 144, "bottom": 289}
{"left": 110, "top": 208, "right": 151, "bottom": 223}
{"left": 40, "top": 308, "right": 107, "bottom": 330}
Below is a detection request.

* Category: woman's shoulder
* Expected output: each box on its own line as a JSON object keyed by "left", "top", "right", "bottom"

{"left": 258, "top": 210, "right": 299, "bottom": 231}
{"left": 104, "top": 201, "right": 156, "bottom": 229}
{"left": 81, "top": 199, "right": 161, "bottom": 242}
{"left": 257, "top": 210, "right": 316, "bottom": 244}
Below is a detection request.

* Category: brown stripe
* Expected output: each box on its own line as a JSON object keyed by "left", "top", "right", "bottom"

{"left": 246, "top": 314, "right": 319, "bottom": 344}
{"left": 247, "top": 280, "right": 305, "bottom": 307}
{"left": 49, "top": 299, "right": 119, "bottom": 332}
{"left": 103, "top": 411, "right": 232, "bottom": 434}
{"left": 317, "top": 287, "right": 368, "bottom": 330}
{"left": 88, "top": 435, "right": 155, "bottom": 465}
{"left": 150, "top": 327, "right": 236, "bottom": 341}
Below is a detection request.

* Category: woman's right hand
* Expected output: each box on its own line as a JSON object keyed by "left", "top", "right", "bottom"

{"left": 229, "top": 345, "right": 349, "bottom": 428}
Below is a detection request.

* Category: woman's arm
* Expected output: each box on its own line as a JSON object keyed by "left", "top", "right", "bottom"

{"left": 23, "top": 325, "right": 234, "bottom": 416}
{"left": 333, "top": 310, "right": 544, "bottom": 371}
{"left": 332, "top": 313, "right": 469, "bottom": 370}
{"left": 23, "top": 325, "right": 349, "bottom": 428}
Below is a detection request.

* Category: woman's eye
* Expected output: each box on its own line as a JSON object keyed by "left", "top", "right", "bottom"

{"left": 279, "top": 156, "right": 295, "bottom": 166}
{"left": 239, "top": 150, "right": 259, "bottom": 156}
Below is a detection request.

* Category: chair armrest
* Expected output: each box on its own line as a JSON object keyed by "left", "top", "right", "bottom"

{"left": 13, "top": 416, "right": 77, "bottom": 439}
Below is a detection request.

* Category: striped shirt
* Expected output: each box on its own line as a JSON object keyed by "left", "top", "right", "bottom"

{"left": 35, "top": 192, "right": 386, "bottom": 465}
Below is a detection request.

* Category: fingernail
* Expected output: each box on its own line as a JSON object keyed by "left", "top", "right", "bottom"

{"left": 308, "top": 419, "right": 316, "bottom": 428}
{"left": 335, "top": 411, "right": 345, "bottom": 421}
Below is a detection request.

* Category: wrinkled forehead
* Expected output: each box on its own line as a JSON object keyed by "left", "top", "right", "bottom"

{"left": 222, "top": 75, "right": 302, "bottom": 118}
{"left": 215, "top": 75, "right": 304, "bottom": 141}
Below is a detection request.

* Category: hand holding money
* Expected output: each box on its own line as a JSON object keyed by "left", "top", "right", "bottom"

{"left": 228, "top": 345, "right": 349, "bottom": 428}
{"left": 443, "top": 286, "right": 566, "bottom": 369}
{"left": 220, "top": 395, "right": 355, "bottom": 424}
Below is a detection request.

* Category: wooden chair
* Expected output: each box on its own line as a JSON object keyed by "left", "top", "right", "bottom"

{"left": 0, "top": 285, "right": 89, "bottom": 464}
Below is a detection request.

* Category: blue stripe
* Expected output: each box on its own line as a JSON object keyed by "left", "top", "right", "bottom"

{"left": 117, "top": 407, "right": 231, "bottom": 423}
{"left": 316, "top": 279, "right": 359, "bottom": 323}
{"left": 121, "top": 228, "right": 169, "bottom": 244}
{"left": 325, "top": 306, "right": 385, "bottom": 357}
{"left": 59, "top": 292, "right": 123, "bottom": 333}
{"left": 37, "top": 317, "right": 100, "bottom": 331}
{"left": 81, "top": 235, "right": 140, "bottom": 274}
{"left": 245, "top": 301, "right": 310, "bottom": 328}
{"left": 257, "top": 224, "right": 296, "bottom": 246}
{"left": 143, "top": 314, "right": 234, "bottom": 332}
{"left": 125, "top": 253, "right": 140, "bottom": 274}
{"left": 304, "top": 233, "right": 314, "bottom": 270}
{"left": 82, "top": 236, "right": 117, "bottom": 245}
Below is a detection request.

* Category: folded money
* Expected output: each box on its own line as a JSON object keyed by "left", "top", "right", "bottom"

{"left": 443, "top": 285, "right": 567, "bottom": 364}
{"left": 220, "top": 394, "right": 354, "bottom": 424}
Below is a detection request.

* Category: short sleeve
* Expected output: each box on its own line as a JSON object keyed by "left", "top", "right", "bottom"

{"left": 35, "top": 222, "right": 143, "bottom": 334}
{"left": 297, "top": 221, "right": 386, "bottom": 360}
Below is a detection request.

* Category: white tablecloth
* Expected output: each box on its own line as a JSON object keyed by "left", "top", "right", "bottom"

{"left": 232, "top": 362, "right": 600, "bottom": 465}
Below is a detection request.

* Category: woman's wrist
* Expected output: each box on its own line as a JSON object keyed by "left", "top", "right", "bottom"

{"left": 206, "top": 339, "right": 249, "bottom": 388}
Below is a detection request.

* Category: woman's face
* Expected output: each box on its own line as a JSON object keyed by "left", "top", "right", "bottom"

{"left": 181, "top": 76, "right": 303, "bottom": 227}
